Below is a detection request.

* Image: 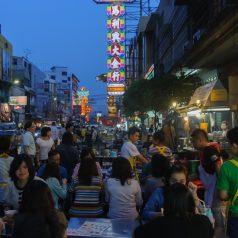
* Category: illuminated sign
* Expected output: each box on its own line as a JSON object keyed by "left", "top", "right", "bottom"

{"left": 107, "top": 31, "right": 125, "bottom": 43}
{"left": 107, "top": 57, "right": 125, "bottom": 69}
{"left": 107, "top": 44, "right": 125, "bottom": 56}
{"left": 107, "top": 84, "right": 125, "bottom": 95}
{"left": 9, "top": 96, "right": 27, "bottom": 106}
{"left": 86, "top": 105, "right": 93, "bottom": 113}
{"left": 107, "top": 18, "right": 125, "bottom": 30}
{"left": 107, "top": 70, "right": 125, "bottom": 83}
{"left": 144, "top": 64, "right": 154, "bottom": 80}
{"left": 94, "top": 1, "right": 127, "bottom": 113}
{"left": 107, "top": 5, "right": 125, "bottom": 16}
{"left": 0, "top": 103, "right": 12, "bottom": 122}
{"left": 81, "top": 99, "right": 86, "bottom": 116}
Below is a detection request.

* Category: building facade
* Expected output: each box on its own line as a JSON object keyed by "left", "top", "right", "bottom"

{"left": 126, "top": 0, "right": 238, "bottom": 127}
{"left": 0, "top": 33, "right": 12, "bottom": 103}
{"left": 48, "top": 66, "right": 79, "bottom": 122}
{"left": 12, "top": 56, "right": 48, "bottom": 121}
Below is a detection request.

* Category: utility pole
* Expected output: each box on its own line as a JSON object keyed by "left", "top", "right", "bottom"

{"left": 140, "top": 0, "right": 143, "bottom": 16}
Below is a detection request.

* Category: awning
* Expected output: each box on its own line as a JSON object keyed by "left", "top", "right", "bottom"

{"left": 188, "top": 80, "right": 229, "bottom": 108}
{"left": 189, "top": 80, "right": 216, "bottom": 106}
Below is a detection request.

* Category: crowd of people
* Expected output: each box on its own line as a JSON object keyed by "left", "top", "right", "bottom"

{"left": 0, "top": 120, "right": 238, "bottom": 238}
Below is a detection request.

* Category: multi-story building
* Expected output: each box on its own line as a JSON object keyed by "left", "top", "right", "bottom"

{"left": 48, "top": 66, "right": 79, "bottom": 122}
{"left": 127, "top": 0, "right": 238, "bottom": 127}
{"left": 12, "top": 56, "right": 37, "bottom": 121}
{"left": 0, "top": 32, "right": 12, "bottom": 103}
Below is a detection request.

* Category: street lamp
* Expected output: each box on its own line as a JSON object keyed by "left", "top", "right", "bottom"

{"left": 172, "top": 102, "right": 177, "bottom": 108}
{"left": 96, "top": 73, "right": 107, "bottom": 83}
{"left": 13, "top": 79, "right": 20, "bottom": 85}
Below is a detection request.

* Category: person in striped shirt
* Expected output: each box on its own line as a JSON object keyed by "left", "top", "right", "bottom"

{"left": 142, "top": 130, "right": 174, "bottom": 178}
{"left": 68, "top": 158, "right": 104, "bottom": 218}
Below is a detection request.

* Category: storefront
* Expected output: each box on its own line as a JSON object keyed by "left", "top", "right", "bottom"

{"left": 176, "top": 80, "right": 231, "bottom": 149}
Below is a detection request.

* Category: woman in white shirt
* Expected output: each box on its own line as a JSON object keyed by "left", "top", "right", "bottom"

{"left": 105, "top": 157, "right": 143, "bottom": 219}
{"left": 36, "top": 127, "right": 54, "bottom": 165}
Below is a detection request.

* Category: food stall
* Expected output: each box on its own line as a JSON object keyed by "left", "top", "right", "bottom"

{"left": 176, "top": 80, "right": 231, "bottom": 151}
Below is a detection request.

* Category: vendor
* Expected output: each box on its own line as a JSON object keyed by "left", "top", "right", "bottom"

{"left": 220, "top": 120, "right": 228, "bottom": 138}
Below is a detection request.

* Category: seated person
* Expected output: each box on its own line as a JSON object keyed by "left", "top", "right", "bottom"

{"left": 42, "top": 163, "right": 67, "bottom": 210}
{"left": 4, "top": 155, "right": 43, "bottom": 210}
{"left": 105, "top": 157, "right": 143, "bottom": 219}
{"left": 12, "top": 180, "right": 67, "bottom": 238}
{"left": 143, "top": 154, "right": 170, "bottom": 202}
{"left": 134, "top": 183, "right": 214, "bottom": 238}
{"left": 72, "top": 148, "right": 102, "bottom": 179}
{"left": 37, "top": 150, "right": 67, "bottom": 180}
{"left": 143, "top": 164, "right": 200, "bottom": 221}
{"left": 68, "top": 159, "right": 104, "bottom": 218}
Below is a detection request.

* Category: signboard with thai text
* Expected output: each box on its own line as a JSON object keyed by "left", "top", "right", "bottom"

{"left": 9, "top": 96, "right": 27, "bottom": 106}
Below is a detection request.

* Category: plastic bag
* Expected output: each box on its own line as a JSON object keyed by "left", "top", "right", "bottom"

{"left": 199, "top": 199, "right": 215, "bottom": 227}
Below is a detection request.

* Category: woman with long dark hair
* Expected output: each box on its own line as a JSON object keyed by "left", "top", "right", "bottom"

{"left": 71, "top": 147, "right": 102, "bottom": 179}
{"left": 12, "top": 180, "right": 67, "bottom": 238}
{"left": 105, "top": 157, "right": 143, "bottom": 219}
{"left": 68, "top": 158, "right": 104, "bottom": 217}
{"left": 134, "top": 183, "right": 213, "bottom": 238}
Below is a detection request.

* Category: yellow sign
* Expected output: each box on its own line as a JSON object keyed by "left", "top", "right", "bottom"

{"left": 200, "top": 123, "right": 208, "bottom": 133}
{"left": 211, "top": 89, "right": 227, "bottom": 102}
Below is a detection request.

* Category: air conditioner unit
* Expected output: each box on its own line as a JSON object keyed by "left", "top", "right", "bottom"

{"left": 193, "top": 29, "right": 205, "bottom": 43}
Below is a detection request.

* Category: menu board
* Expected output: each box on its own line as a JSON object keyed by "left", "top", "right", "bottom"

{"left": 67, "top": 221, "right": 112, "bottom": 237}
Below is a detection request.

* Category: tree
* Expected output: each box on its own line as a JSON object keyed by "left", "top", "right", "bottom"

{"left": 123, "top": 79, "right": 150, "bottom": 117}
{"left": 123, "top": 74, "right": 201, "bottom": 128}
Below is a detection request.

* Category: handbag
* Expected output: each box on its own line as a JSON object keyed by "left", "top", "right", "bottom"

{"left": 198, "top": 199, "right": 215, "bottom": 227}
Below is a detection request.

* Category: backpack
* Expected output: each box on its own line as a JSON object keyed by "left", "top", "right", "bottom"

{"left": 202, "top": 145, "right": 221, "bottom": 174}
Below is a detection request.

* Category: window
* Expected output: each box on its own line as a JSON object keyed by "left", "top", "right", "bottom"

{"left": 62, "top": 80, "right": 67, "bottom": 83}
{"left": 13, "top": 58, "right": 18, "bottom": 65}
{"left": 50, "top": 75, "right": 56, "bottom": 80}
{"left": 62, "top": 71, "right": 67, "bottom": 76}
{"left": 68, "top": 77, "right": 71, "bottom": 81}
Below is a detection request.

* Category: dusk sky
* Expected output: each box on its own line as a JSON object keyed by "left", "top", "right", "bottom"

{"left": 1, "top": 0, "right": 109, "bottom": 112}
{"left": 1, "top": 0, "right": 160, "bottom": 113}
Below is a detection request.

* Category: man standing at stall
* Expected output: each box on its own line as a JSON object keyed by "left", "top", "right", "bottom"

{"left": 191, "top": 128, "right": 224, "bottom": 235}
{"left": 121, "top": 127, "right": 148, "bottom": 180}
{"left": 191, "top": 129, "right": 222, "bottom": 205}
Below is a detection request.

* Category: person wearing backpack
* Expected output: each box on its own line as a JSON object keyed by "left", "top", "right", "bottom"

{"left": 191, "top": 129, "right": 225, "bottom": 236}
{"left": 217, "top": 127, "right": 238, "bottom": 238}
{"left": 191, "top": 129, "right": 222, "bottom": 207}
